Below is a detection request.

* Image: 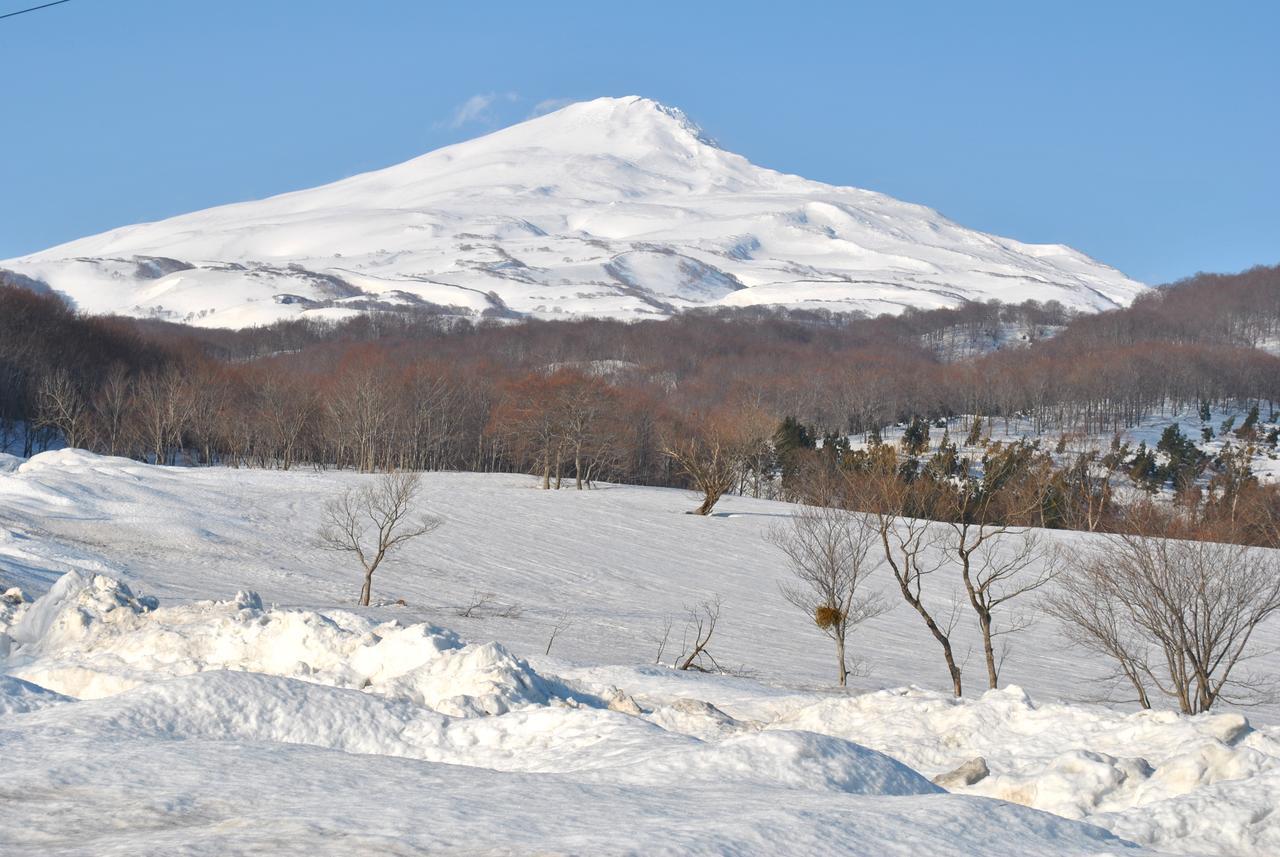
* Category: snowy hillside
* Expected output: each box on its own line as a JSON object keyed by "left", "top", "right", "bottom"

{"left": 1, "top": 97, "right": 1146, "bottom": 328}
{"left": 2, "top": 451, "right": 1278, "bottom": 855}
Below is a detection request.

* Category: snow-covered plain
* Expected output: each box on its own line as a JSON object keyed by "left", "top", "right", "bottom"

{"left": 2, "top": 451, "right": 1278, "bottom": 855}
{"left": 0, "top": 97, "right": 1146, "bottom": 327}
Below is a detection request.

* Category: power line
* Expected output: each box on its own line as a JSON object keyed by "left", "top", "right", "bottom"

{"left": 0, "top": 0, "right": 72, "bottom": 22}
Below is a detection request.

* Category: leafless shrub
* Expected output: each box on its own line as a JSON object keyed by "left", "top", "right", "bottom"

{"left": 456, "top": 590, "right": 496, "bottom": 618}
{"left": 676, "top": 597, "right": 723, "bottom": 672}
{"left": 544, "top": 610, "right": 573, "bottom": 655}
{"left": 497, "top": 604, "right": 523, "bottom": 619}
{"left": 650, "top": 614, "right": 674, "bottom": 665}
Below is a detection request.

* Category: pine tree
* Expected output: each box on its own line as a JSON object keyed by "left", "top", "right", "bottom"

{"left": 901, "top": 416, "right": 930, "bottom": 456}
{"left": 1156, "top": 423, "right": 1206, "bottom": 494}
{"left": 964, "top": 415, "right": 983, "bottom": 447}
{"left": 1237, "top": 405, "right": 1260, "bottom": 440}
{"left": 774, "top": 415, "right": 815, "bottom": 489}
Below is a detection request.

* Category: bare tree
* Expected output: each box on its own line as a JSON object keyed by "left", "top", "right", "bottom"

{"left": 769, "top": 503, "right": 885, "bottom": 686}
{"left": 946, "top": 524, "right": 1054, "bottom": 689}
{"left": 663, "top": 409, "right": 760, "bottom": 515}
{"left": 941, "top": 480, "right": 1055, "bottom": 690}
{"left": 850, "top": 465, "right": 965, "bottom": 696}
{"left": 1047, "top": 534, "right": 1280, "bottom": 713}
{"left": 35, "top": 368, "right": 90, "bottom": 449}
{"left": 133, "top": 367, "right": 192, "bottom": 465}
{"left": 318, "top": 471, "right": 441, "bottom": 606}
{"left": 1044, "top": 559, "right": 1153, "bottom": 709}
{"left": 90, "top": 363, "right": 133, "bottom": 456}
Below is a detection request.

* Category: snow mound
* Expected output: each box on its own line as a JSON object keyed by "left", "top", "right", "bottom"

{"left": 0, "top": 585, "right": 30, "bottom": 656}
{"left": 599, "top": 728, "right": 942, "bottom": 796}
{"left": 3, "top": 573, "right": 950, "bottom": 801}
{"left": 773, "top": 684, "right": 1280, "bottom": 853}
{"left": 0, "top": 572, "right": 1176, "bottom": 854}
{"left": 0, "top": 674, "right": 70, "bottom": 716}
{"left": 5, "top": 570, "right": 563, "bottom": 716}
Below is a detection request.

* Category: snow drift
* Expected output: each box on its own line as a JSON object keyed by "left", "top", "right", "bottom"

{"left": 0, "top": 570, "right": 1144, "bottom": 856}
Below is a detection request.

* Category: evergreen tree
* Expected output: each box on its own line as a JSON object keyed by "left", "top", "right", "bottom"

{"left": 1237, "top": 405, "right": 1260, "bottom": 439}
{"left": 926, "top": 434, "right": 963, "bottom": 479}
{"left": 774, "top": 415, "right": 813, "bottom": 458}
{"left": 901, "top": 416, "right": 930, "bottom": 456}
{"left": 773, "top": 415, "right": 815, "bottom": 489}
{"left": 964, "top": 415, "right": 983, "bottom": 447}
{"left": 1128, "top": 442, "right": 1159, "bottom": 492}
{"left": 1156, "top": 423, "right": 1206, "bottom": 493}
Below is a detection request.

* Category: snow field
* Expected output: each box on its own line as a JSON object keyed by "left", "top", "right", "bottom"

{"left": 2, "top": 449, "right": 1278, "bottom": 854}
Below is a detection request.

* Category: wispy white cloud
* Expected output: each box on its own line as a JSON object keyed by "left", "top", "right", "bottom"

{"left": 528, "top": 97, "right": 575, "bottom": 118}
{"left": 441, "top": 92, "right": 518, "bottom": 129}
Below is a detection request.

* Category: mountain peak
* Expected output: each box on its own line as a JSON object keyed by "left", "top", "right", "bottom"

{"left": 2, "top": 96, "right": 1147, "bottom": 328}
{"left": 544, "top": 96, "right": 721, "bottom": 148}
{"left": 441, "top": 95, "right": 726, "bottom": 169}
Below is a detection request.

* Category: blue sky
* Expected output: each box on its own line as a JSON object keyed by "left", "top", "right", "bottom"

{"left": 1, "top": 0, "right": 1275, "bottom": 284}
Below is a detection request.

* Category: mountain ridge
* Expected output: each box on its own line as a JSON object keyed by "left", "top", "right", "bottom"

{"left": 2, "top": 96, "right": 1146, "bottom": 328}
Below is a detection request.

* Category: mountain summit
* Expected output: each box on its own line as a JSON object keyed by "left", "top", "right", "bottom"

{"left": 2, "top": 96, "right": 1146, "bottom": 328}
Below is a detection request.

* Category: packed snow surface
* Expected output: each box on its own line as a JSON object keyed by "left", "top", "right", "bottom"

{"left": 0, "top": 97, "right": 1145, "bottom": 327}
{"left": 3, "top": 450, "right": 1277, "bottom": 855}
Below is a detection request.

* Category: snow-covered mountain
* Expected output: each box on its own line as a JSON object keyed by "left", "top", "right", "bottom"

{"left": 2, "top": 96, "right": 1147, "bottom": 328}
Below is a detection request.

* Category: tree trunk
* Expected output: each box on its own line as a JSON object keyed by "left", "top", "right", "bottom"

{"left": 359, "top": 568, "right": 373, "bottom": 607}
{"left": 980, "top": 610, "right": 998, "bottom": 689}
{"left": 898, "top": 575, "right": 963, "bottom": 697}
{"left": 694, "top": 490, "right": 719, "bottom": 516}
{"left": 835, "top": 632, "right": 848, "bottom": 687}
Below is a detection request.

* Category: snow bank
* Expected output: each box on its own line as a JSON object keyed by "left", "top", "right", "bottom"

{"left": 0, "top": 674, "right": 70, "bottom": 716}
{"left": 774, "top": 684, "right": 1280, "bottom": 853}
{"left": 6, "top": 570, "right": 564, "bottom": 717}
{"left": 3, "top": 573, "right": 950, "bottom": 801}
{"left": 0, "top": 584, "right": 29, "bottom": 657}
{"left": 597, "top": 728, "right": 942, "bottom": 796}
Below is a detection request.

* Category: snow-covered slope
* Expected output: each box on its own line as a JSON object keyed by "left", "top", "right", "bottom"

{"left": 2, "top": 452, "right": 1279, "bottom": 854}
{"left": 1, "top": 97, "right": 1146, "bottom": 328}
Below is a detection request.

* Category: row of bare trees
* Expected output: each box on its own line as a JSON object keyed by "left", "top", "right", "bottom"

{"left": 768, "top": 462, "right": 1280, "bottom": 714}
